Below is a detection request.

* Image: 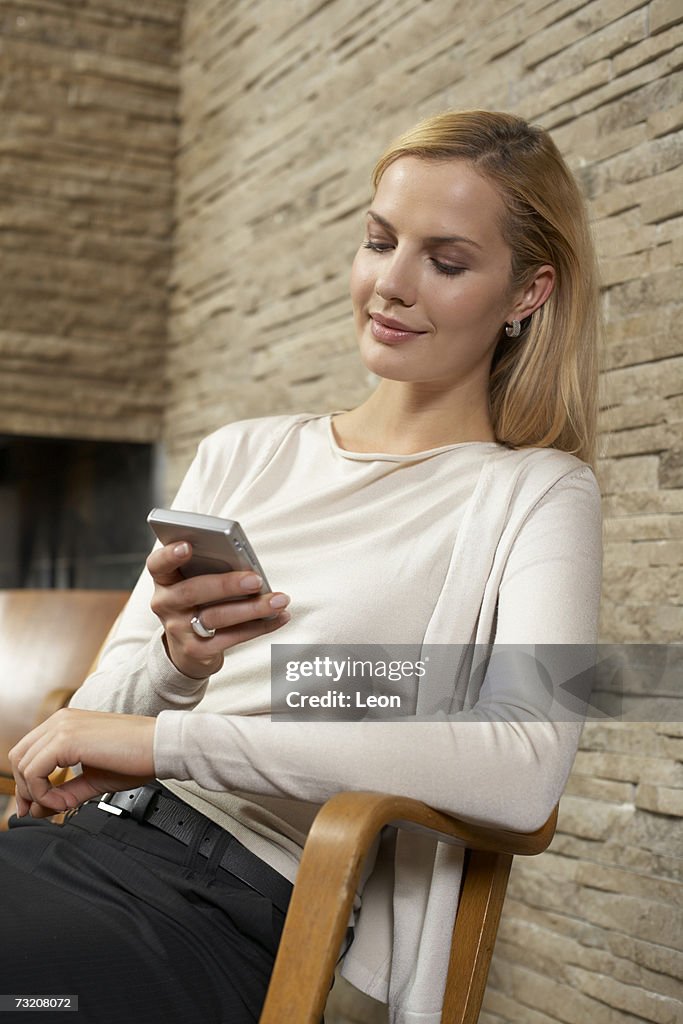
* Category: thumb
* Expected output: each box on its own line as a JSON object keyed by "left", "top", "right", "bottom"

{"left": 146, "top": 541, "right": 192, "bottom": 586}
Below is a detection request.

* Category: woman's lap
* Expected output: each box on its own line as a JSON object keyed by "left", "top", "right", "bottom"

{"left": 0, "top": 805, "right": 285, "bottom": 1023}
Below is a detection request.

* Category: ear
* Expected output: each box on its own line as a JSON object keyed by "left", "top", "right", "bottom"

{"left": 508, "top": 264, "right": 555, "bottom": 322}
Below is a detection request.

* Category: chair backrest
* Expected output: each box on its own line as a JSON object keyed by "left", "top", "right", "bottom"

{"left": 0, "top": 589, "right": 128, "bottom": 774}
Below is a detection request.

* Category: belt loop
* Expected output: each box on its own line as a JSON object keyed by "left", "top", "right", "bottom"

{"left": 129, "top": 783, "right": 163, "bottom": 823}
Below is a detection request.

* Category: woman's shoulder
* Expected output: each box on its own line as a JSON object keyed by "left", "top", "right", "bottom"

{"left": 484, "top": 445, "right": 601, "bottom": 522}
{"left": 198, "top": 412, "right": 326, "bottom": 455}
{"left": 492, "top": 444, "right": 597, "bottom": 487}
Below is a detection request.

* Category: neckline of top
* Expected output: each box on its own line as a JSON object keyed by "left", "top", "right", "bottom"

{"left": 325, "top": 414, "right": 502, "bottom": 463}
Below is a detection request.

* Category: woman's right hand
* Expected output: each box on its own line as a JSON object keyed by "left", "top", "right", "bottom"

{"left": 146, "top": 541, "right": 291, "bottom": 679}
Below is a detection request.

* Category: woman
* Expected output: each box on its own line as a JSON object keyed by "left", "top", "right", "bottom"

{"left": 3, "top": 110, "right": 602, "bottom": 1023}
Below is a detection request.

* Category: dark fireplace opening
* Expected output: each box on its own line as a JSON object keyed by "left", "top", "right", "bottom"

{"left": 0, "top": 436, "right": 161, "bottom": 591}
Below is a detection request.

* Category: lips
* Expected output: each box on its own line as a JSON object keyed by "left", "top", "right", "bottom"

{"left": 369, "top": 312, "right": 427, "bottom": 343}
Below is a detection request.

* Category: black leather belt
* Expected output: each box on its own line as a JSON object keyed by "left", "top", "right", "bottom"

{"left": 96, "top": 784, "right": 293, "bottom": 915}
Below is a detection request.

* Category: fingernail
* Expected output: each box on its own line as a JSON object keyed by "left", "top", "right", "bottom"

{"left": 174, "top": 542, "right": 190, "bottom": 557}
{"left": 279, "top": 610, "right": 291, "bottom": 624}
{"left": 240, "top": 574, "right": 263, "bottom": 590}
{"left": 269, "top": 594, "right": 289, "bottom": 609}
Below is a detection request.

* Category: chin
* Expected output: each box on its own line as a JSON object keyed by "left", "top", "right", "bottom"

{"left": 357, "top": 338, "right": 427, "bottom": 382}
{"left": 359, "top": 352, "right": 423, "bottom": 383}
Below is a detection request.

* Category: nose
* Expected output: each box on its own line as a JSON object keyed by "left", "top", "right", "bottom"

{"left": 375, "top": 248, "right": 417, "bottom": 307}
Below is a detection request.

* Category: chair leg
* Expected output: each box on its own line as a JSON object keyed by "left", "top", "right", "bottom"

{"left": 441, "top": 850, "right": 512, "bottom": 1024}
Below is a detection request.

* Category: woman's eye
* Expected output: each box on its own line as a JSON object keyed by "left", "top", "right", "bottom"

{"left": 362, "top": 240, "right": 392, "bottom": 252}
{"left": 431, "top": 260, "right": 466, "bottom": 276}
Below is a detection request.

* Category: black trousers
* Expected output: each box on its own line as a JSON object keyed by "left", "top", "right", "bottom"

{"left": 0, "top": 793, "right": 292, "bottom": 1023}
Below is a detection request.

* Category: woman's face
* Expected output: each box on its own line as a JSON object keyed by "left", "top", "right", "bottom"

{"left": 350, "top": 156, "right": 520, "bottom": 392}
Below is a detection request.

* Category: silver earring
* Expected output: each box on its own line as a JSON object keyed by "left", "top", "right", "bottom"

{"left": 505, "top": 320, "right": 521, "bottom": 338}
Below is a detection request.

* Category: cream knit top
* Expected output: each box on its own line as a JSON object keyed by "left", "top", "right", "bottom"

{"left": 72, "top": 413, "right": 602, "bottom": 1023}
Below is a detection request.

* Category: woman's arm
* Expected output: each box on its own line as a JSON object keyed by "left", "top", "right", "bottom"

{"left": 10, "top": 709, "right": 157, "bottom": 817}
{"left": 150, "top": 466, "right": 602, "bottom": 833}
{"left": 67, "top": 565, "right": 212, "bottom": 717}
{"left": 70, "top": 422, "right": 292, "bottom": 717}
{"left": 17, "top": 466, "right": 601, "bottom": 831}
{"left": 69, "top": 439, "right": 212, "bottom": 717}
{"left": 71, "top": 543, "right": 289, "bottom": 716}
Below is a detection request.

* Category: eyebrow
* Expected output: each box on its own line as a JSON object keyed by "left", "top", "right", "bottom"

{"left": 367, "top": 210, "right": 483, "bottom": 250}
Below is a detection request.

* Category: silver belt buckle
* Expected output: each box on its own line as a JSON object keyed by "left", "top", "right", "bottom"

{"left": 96, "top": 785, "right": 161, "bottom": 821}
{"left": 97, "top": 793, "right": 123, "bottom": 816}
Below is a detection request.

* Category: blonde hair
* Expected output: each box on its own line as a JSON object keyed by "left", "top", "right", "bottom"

{"left": 373, "top": 110, "right": 600, "bottom": 466}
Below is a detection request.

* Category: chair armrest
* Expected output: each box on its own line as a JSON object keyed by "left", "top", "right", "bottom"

{"left": 259, "top": 791, "right": 557, "bottom": 1024}
{"left": 376, "top": 793, "right": 557, "bottom": 855}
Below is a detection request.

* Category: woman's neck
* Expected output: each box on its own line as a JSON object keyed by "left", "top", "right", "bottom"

{"left": 333, "top": 382, "right": 496, "bottom": 455}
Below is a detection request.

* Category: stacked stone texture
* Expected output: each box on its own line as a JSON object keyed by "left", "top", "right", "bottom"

{"left": 171, "top": 3, "right": 682, "bottom": 1022}
{"left": 1, "top": 1, "right": 681, "bottom": 1022}
{"left": 0, "top": 0, "right": 183, "bottom": 442}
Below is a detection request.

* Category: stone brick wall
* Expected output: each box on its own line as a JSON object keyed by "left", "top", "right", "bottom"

{"left": 2, "top": 1, "right": 680, "bottom": 1021}
{"left": 0, "top": 0, "right": 183, "bottom": 442}
{"left": 168, "top": 3, "right": 683, "bottom": 1023}
{"left": 486, "top": 721, "right": 683, "bottom": 1024}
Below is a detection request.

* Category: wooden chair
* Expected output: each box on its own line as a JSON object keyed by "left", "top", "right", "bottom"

{"left": 260, "top": 792, "right": 557, "bottom": 1024}
{"left": 0, "top": 588, "right": 129, "bottom": 797}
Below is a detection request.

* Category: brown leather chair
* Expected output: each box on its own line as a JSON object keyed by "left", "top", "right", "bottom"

{"left": 0, "top": 588, "right": 128, "bottom": 795}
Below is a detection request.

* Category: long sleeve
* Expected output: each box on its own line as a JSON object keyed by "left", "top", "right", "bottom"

{"left": 70, "top": 441, "right": 212, "bottom": 717}
{"left": 69, "top": 413, "right": 319, "bottom": 718}
{"left": 68, "top": 570, "right": 210, "bottom": 717}
{"left": 154, "top": 465, "right": 602, "bottom": 834}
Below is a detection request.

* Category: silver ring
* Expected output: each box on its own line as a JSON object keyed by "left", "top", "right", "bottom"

{"left": 190, "top": 614, "right": 216, "bottom": 639}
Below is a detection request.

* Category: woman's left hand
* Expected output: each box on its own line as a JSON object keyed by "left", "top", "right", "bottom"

{"left": 8, "top": 708, "right": 156, "bottom": 819}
